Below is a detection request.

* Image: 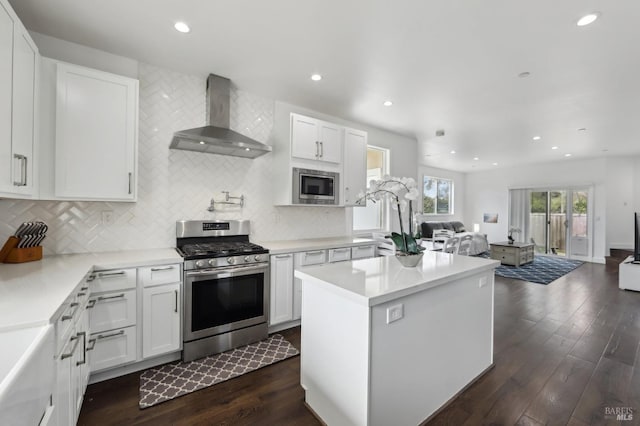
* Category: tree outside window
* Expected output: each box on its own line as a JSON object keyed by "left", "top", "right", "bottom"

{"left": 423, "top": 176, "right": 453, "bottom": 214}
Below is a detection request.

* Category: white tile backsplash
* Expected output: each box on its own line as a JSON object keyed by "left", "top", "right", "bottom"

{"left": 0, "top": 63, "right": 347, "bottom": 254}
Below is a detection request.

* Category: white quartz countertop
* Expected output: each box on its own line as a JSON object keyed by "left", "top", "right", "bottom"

{"left": 257, "top": 237, "right": 376, "bottom": 255}
{"left": 294, "top": 251, "right": 499, "bottom": 307}
{"left": 0, "top": 248, "right": 182, "bottom": 332}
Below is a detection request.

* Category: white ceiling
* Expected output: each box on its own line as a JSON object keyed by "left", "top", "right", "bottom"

{"left": 9, "top": 0, "right": 640, "bottom": 172}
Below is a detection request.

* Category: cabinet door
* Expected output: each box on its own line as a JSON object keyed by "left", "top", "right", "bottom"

{"left": 89, "top": 326, "right": 137, "bottom": 371}
{"left": 269, "top": 254, "right": 294, "bottom": 325}
{"left": 11, "top": 28, "right": 37, "bottom": 195}
{"left": 0, "top": 2, "right": 13, "bottom": 193}
{"left": 142, "top": 282, "right": 181, "bottom": 358}
{"left": 55, "top": 63, "right": 138, "bottom": 200}
{"left": 88, "top": 289, "right": 137, "bottom": 333}
{"left": 55, "top": 330, "right": 78, "bottom": 426}
{"left": 75, "top": 307, "right": 90, "bottom": 412}
{"left": 318, "top": 121, "right": 342, "bottom": 164}
{"left": 291, "top": 113, "right": 319, "bottom": 161}
{"left": 343, "top": 128, "right": 367, "bottom": 206}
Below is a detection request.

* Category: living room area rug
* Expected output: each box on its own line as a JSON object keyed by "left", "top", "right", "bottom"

{"left": 139, "top": 334, "right": 299, "bottom": 409}
{"left": 476, "top": 253, "right": 584, "bottom": 285}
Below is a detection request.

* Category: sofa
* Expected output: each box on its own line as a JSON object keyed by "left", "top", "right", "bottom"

{"left": 420, "top": 221, "right": 489, "bottom": 255}
{"left": 420, "top": 221, "right": 467, "bottom": 239}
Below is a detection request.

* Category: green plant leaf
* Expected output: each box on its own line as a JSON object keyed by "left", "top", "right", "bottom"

{"left": 390, "top": 232, "right": 425, "bottom": 254}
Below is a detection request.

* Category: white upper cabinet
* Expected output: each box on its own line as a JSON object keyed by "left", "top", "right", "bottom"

{"left": 291, "top": 113, "right": 342, "bottom": 164}
{"left": 54, "top": 62, "right": 138, "bottom": 201}
{"left": 343, "top": 127, "right": 367, "bottom": 207}
{"left": 0, "top": 0, "right": 38, "bottom": 198}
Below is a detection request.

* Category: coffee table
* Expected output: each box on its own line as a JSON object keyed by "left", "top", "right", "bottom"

{"left": 490, "top": 241, "right": 534, "bottom": 266}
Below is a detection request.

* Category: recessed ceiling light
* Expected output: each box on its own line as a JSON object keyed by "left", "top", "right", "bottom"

{"left": 311, "top": 74, "right": 322, "bottom": 81}
{"left": 450, "top": 150, "right": 456, "bottom": 154}
{"left": 532, "top": 136, "right": 541, "bottom": 141}
{"left": 492, "top": 162, "right": 498, "bottom": 166}
{"left": 383, "top": 100, "right": 393, "bottom": 107}
{"left": 473, "top": 157, "right": 479, "bottom": 161}
{"left": 199, "top": 141, "right": 205, "bottom": 145}
{"left": 577, "top": 12, "right": 600, "bottom": 27}
{"left": 245, "top": 148, "right": 250, "bottom": 151}
{"left": 551, "top": 146, "right": 559, "bottom": 150}
{"left": 565, "top": 153, "right": 572, "bottom": 157}
{"left": 174, "top": 22, "right": 191, "bottom": 33}
{"left": 518, "top": 72, "right": 531, "bottom": 78}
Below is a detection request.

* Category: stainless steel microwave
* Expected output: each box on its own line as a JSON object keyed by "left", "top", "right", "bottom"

{"left": 292, "top": 167, "right": 339, "bottom": 205}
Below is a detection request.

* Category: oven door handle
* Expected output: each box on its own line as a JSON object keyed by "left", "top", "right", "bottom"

{"left": 186, "top": 263, "right": 268, "bottom": 278}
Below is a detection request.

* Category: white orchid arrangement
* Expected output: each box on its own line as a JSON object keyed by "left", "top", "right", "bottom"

{"left": 358, "top": 176, "right": 424, "bottom": 255}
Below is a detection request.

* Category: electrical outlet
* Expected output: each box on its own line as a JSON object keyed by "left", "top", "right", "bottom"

{"left": 386, "top": 304, "right": 404, "bottom": 324}
{"left": 101, "top": 210, "right": 114, "bottom": 225}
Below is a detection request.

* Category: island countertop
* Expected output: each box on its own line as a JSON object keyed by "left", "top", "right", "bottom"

{"left": 255, "top": 236, "right": 375, "bottom": 255}
{"left": 294, "top": 251, "right": 499, "bottom": 307}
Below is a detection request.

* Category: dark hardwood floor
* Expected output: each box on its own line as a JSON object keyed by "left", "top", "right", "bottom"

{"left": 79, "top": 262, "right": 640, "bottom": 425}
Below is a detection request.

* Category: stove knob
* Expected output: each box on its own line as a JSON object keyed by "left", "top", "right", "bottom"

{"left": 254, "top": 255, "right": 262, "bottom": 262}
{"left": 208, "top": 259, "right": 216, "bottom": 267}
{"left": 244, "top": 256, "right": 252, "bottom": 263}
{"left": 227, "top": 257, "right": 236, "bottom": 265}
{"left": 195, "top": 260, "right": 205, "bottom": 268}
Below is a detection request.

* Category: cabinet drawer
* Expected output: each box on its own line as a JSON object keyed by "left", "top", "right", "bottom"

{"left": 297, "top": 250, "right": 327, "bottom": 266}
{"left": 88, "top": 289, "right": 136, "bottom": 333}
{"left": 88, "top": 326, "right": 136, "bottom": 372}
{"left": 491, "top": 246, "right": 514, "bottom": 254}
{"left": 55, "top": 296, "right": 81, "bottom": 353}
{"left": 352, "top": 245, "right": 376, "bottom": 259}
{"left": 492, "top": 251, "right": 516, "bottom": 264}
{"left": 328, "top": 247, "right": 351, "bottom": 263}
{"left": 90, "top": 268, "right": 136, "bottom": 293}
{"left": 139, "top": 264, "right": 181, "bottom": 288}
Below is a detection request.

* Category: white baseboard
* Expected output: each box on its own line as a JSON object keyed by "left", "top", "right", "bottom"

{"left": 268, "top": 319, "right": 301, "bottom": 334}
{"left": 591, "top": 257, "right": 606, "bottom": 264}
{"left": 88, "top": 351, "right": 181, "bottom": 384}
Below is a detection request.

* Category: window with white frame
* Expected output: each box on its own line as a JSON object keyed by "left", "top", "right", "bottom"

{"left": 423, "top": 176, "right": 453, "bottom": 214}
{"left": 353, "top": 146, "right": 389, "bottom": 231}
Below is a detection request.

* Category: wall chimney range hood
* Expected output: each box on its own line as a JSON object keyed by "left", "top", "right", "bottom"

{"left": 170, "top": 74, "right": 272, "bottom": 159}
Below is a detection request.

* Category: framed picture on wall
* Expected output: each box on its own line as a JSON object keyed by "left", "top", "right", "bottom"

{"left": 483, "top": 213, "right": 498, "bottom": 223}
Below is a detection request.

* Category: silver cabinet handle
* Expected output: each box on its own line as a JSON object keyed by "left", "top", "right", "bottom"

{"left": 86, "top": 299, "right": 96, "bottom": 309}
{"left": 305, "top": 251, "right": 324, "bottom": 256}
{"left": 86, "top": 338, "right": 96, "bottom": 351}
{"left": 275, "top": 254, "right": 291, "bottom": 259}
{"left": 80, "top": 286, "right": 89, "bottom": 291}
{"left": 96, "top": 330, "right": 125, "bottom": 340}
{"left": 174, "top": 290, "right": 178, "bottom": 313}
{"left": 13, "top": 154, "right": 27, "bottom": 186}
{"left": 61, "top": 302, "right": 79, "bottom": 321}
{"left": 315, "top": 141, "right": 319, "bottom": 158}
{"left": 86, "top": 275, "right": 95, "bottom": 282}
{"left": 97, "top": 271, "right": 126, "bottom": 278}
{"left": 61, "top": 335, "right": 80, "bottom": 360}
{"left": 128, "top": 172, "right": 132, "bottom": 194}
{"left": 333, "top": 248, "right": 350, "bottom": 253}
{"left": 76, "top": 332, "right": 87, "bottom": 366}
{"left": 97, "top": 293, "right": 125, "bottom": 301}
{"left": 151, "top": 265, "right": 175, "bottom": 272}
{"left": 319, "top": 141, "right": 324, "bottom": 158}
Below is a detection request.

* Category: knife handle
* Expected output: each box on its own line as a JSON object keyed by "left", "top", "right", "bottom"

{"left": 0, "top": 237, "right": 19, "bottom": 263}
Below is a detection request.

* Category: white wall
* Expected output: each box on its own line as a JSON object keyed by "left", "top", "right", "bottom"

{"left": 605, "top": 157, "right": 636, "bottom": 250}
{"left": 416, "top": 165, "right": 465, "bottom": 224}
{"left": 0, "top": 34, "right": 417, "bottom": 253}
{"left": 464, "top": 158, "right": 608, "bottom": 262}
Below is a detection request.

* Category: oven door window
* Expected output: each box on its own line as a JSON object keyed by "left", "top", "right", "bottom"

{"left": 301, "top": 175, "right": 334, "bottom": 197}
{"left": 191, "top": 272, "right": 264, "bottom": 332}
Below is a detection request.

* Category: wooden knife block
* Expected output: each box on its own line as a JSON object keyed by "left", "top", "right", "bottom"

{"left": 1, "top": 237, "right": 43, "bottom": 263}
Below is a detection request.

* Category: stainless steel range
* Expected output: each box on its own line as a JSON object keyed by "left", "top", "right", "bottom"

{"left": 176, "top": 220, "right": 269, "bottom": 362}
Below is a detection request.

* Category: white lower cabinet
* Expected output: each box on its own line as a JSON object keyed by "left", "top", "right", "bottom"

{"left": 269, "top": 253, "right": 294, "bottom": 326}
{"left": 88, "top": 326, "right": 137, "bottom": 372}
{"left": 269, "top": 244, "right": 377, "bottom": 330}
{"left": 142, "top": 282, "right": 181, "bottom": 358}
{"left": 88, "top": 289, "right": 136, "bottom": 333}
{"left": 53, "top": 280, "right": 90, "bottom": 426}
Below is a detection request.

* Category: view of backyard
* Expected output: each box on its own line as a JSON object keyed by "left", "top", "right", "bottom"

{"left": 529, "top": 191, "right": 588, "bottom": 255}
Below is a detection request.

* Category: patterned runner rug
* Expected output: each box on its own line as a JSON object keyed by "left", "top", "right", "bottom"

{"left": 139, "top": 334, "right": 299, "bottom": 409}
{"left": 476, "top": 253, "right": 584, "bottom": 285}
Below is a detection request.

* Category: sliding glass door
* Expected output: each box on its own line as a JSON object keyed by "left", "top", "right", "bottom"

{"left": 528, "top": 188, "right": 590, "bottom": 258}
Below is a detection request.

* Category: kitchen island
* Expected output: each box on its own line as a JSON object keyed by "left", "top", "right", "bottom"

{"left": 295, "top": 252, "right": 499, "bottom": 426}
